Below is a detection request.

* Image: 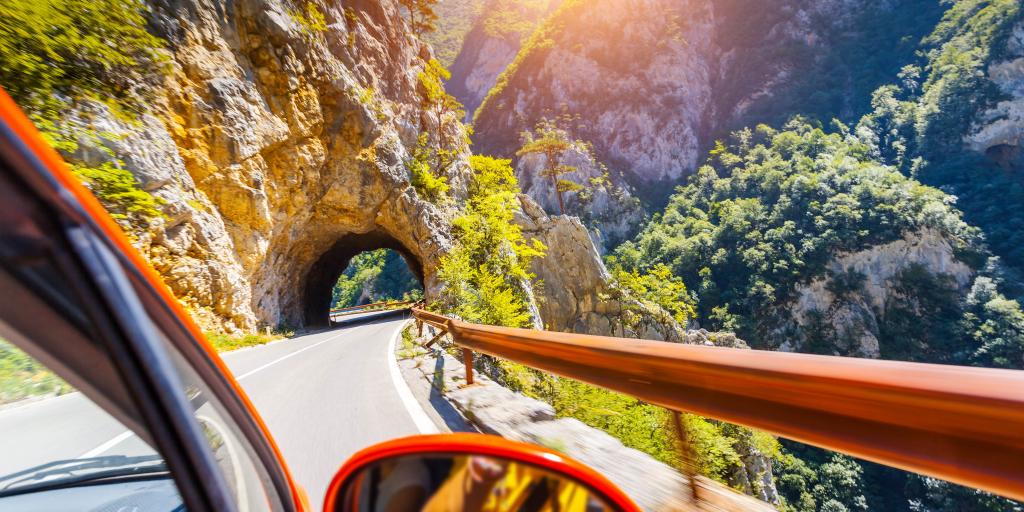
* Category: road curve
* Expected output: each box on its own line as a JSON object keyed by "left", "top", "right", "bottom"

{"left": 226, "top": 316, "right": 424, "bottom": 504}
{"left": 0, "top": 316, "right": 425, "bottom": 507}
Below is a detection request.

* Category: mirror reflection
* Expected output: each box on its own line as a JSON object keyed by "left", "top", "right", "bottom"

{"left": 337, "top": 453, "right": 617, "bottom": 512}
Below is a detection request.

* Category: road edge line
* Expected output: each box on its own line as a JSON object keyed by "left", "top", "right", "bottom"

{"left": 387, "top": 320, "right": 439, "bottom": 434}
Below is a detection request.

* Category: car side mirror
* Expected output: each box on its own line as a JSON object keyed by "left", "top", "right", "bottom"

{"left": 323, "top": 434, "right": 637, "bottom": 512}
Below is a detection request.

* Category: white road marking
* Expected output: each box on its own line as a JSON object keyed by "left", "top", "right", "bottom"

{"left": 78, "top": 430, "right": 134, "bottom": 458}
{"left": 234, "top": 330, "right": 348, "bottom": 381}
{"left": 76, "top": 330, "right": 347, "bottom": 460}
{"left": 386, "top": 321, "right": 438, "bottom": 434}
{"left": 197, "top": 413, "right": 248, "bottom": 512}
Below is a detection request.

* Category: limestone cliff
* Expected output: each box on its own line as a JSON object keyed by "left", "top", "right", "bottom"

{"left": 966, "top": 19, "right": 1024, "bottom": 170}
{"left": 515, "top": 136, "right": 644, "bottom": 252}
{"left": 75, "top": 0, "right": 658, "bottom": 341}
{"left": 447, "top": 0, "right": 561, "bottom": 121}
{"left": 83, "top": 0, "right": 475, "bottom": 332}
{"left": 782, "top": 229, "right": 974, "bottom": 358}
{"left": 470, "top": 0, "right": 925, "bottom": 201}
{"left": 515, "top": 195, "right": 748, "bottom": 349}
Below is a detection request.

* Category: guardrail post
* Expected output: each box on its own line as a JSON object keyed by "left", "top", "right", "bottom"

{"left": 463, "top": 349, "right": 474, "bottom": 385}
{"left": 423, "top": 329, "right": 447, "bottom": 349}
{"left": 671, "top": 410, "right": 700, "bottom": 503}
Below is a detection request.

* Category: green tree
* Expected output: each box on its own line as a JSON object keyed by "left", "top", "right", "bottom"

{"left": 398, "top": 0, "right": 439, "bottom": 38}
{"left": 417, "top": 58, "right": 465, "bottom": 174}
{"left": 407, "top": 133, "right": 450, "bottom": 203}
{"left": 434, "top": 155, "right": 546, "bottom": 327}
{"left": 0, "top": 0, "right": 168, "bottom": 231}
{"left": 516, "top": 119, "right": 582, "bottom": 215}
{"left": 331, "top": 249, "right": 422, "bottom": 308}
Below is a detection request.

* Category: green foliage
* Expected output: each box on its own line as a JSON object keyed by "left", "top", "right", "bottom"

{"left": 73, "top": 161, "right": 164, "bottom": 221}
{"left": 205, "top": 331, "right": 291, "bottom": 353}
{"left": 408, "top": 134, "right": 451, "bottom": 203}
{"left": 0, "top": 0, "right": 166, "bottom": 118}
{"left": 422, "top": 0, "right": 480, "bottom": 67}
{"left": 608, "top": 261, "right": 695, "bottom": 327}
{"left": 0, "top": 340, "right": 71, "bottom": 405}
{"left": 288, "top": 1, "right": 328, "bottom": 35}
{"left": 398, "top": 0, "right": 439, "bottom": 38}
{"left": 433, "top": 155, "right": 545, "bottom": 327}
{"left": 774, "top": 446, "right": 871, "bottom": 512}
{"left": 0, "top": 0, "right": 168, "bottom": 233}
{"left": 417, "top": 59, "right": 466, "bottom": 175}
{"left": 331, "top": 249, "right": 423, "bottom": 309}
{"left": 480, "top": 0, "right": 557, "bottom": 40}
{"left": 618, "top": 119, "right": 979, "bottom": 345}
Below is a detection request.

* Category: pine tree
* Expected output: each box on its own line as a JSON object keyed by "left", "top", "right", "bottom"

{"left": 417, "top": 58, "right": 464, "bottom": 174}
{"left": 516, "top": 120, "right": 582, "bottom": 215}
{"left": 398, "top": 0, "right": 439, "bottom": 38}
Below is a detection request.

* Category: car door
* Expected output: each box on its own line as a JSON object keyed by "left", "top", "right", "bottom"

{"left": 0, "top": 90, "right": 307, "bottom": 512}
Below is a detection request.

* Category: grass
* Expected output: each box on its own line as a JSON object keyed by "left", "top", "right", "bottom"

{"left": 0, "top": 340, "right": 72, "bottom": 406}
{"left": 0, "top": 327, "right": 292, "bottom": 407}
{"left": 205, "top": 331, "right": 292, "bottom": 352}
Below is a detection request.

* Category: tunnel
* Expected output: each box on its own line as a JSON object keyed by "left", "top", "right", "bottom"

{"left": 302, "top": 230, "right": 424, "bottom": 329}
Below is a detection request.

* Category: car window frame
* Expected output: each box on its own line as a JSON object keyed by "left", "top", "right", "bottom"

{"left": 0, "top": 94, "right": 302, "bottom": 512}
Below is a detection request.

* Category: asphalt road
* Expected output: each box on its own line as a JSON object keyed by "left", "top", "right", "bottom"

{"left": 0, "top": 315, "right": 427, "bottom": 506}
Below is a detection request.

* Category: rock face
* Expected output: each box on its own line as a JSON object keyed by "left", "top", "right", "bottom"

{"left": 447, "top": 0, "right": 562, "bottom": 120}
{"left": 515, "top": 138, "right": 644, "bottom": 251}
{"left": 783, "top": 229, "right": 974, "bottom": 357}
{"left": 82, "top": 0, "right": 661, "bottom": 339}
{"left": 966, "top": 19, "right": 1024, "bottom": 170}
{"left": 515, "top": 196, "right": 685, "bottom": 340}
{"left": 470, "top": 0, "right": 900, "bottom": 199}
{"left": 93, "top": 0, "right": 475, "bottom": 331}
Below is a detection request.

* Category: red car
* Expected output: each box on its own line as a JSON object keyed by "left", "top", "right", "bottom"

{"left": 0, "top": 91, "right": 638, "bottom": 511}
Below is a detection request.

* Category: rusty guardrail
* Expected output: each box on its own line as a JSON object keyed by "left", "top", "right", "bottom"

{"left": 328, "top": 300, "right": 415, "bottom": 319}
{"left": 410, "top": 307, "right": 1024, "bottom": 502}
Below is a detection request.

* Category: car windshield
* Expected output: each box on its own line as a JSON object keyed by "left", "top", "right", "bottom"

{"left": 0, "top": 455, "right": 167, "bottom": 497}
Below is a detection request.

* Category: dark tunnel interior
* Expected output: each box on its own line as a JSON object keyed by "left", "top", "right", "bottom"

{"left": 302, "top": 230, "right": 423, "bottom": 328}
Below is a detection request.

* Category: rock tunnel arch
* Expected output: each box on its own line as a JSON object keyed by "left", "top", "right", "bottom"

{"left": 301, "top": 229, "right": 425, "bottom": 329}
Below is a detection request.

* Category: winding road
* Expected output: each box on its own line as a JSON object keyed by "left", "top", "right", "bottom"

{"left": 0, "top": 313, "right": 434, "bottom": 505}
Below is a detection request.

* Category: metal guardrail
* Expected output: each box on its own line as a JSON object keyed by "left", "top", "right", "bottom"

{"left": 410, "top": 307, "right": 1024, "bottom": 502}
{"left": 328, "top": 300, "right": 416, "bottom": 319}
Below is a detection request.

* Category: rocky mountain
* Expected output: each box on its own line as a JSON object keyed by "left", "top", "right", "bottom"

{"left": 470, "top": 0, "right": 942, "bottom": 205}
{"left": 33, "top": 0, "right": 673, "bottom": 342}
{"left": 82, "top": 0, "right": 480, "bottom": 332}
{"left": 446, "top": 0, "right": 561, "bottom": 121}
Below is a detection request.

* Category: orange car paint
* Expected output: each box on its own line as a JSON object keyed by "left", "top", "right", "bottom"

{"left": 0, "top": 89, "right": 310, "bottom": 512}
{"left": 322, "top": 433, "right": 640, "bottom": 512}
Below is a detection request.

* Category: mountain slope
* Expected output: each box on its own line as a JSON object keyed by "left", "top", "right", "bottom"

{"left": 471, "top": 0, "right": 943, "bottom": 206}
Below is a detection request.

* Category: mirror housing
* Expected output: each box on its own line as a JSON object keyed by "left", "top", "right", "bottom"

{"left": 324, "top": 434, "right": 638, "bottom": 511}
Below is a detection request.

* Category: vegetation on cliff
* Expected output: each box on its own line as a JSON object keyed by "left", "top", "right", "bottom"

{"left": 434, "top": 155, "right": 545, "bottom": 326}
{"left": 616, "top": 119, "right": 984, "bottom": 344}
{"left": 858, "top": 0, "right": 1024, "bottom": 272}
{"left": 0, "top": 0, "right": 167, "bottom": 231}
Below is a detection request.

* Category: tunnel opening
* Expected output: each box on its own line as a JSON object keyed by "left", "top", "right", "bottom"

{"left": 330, "top": 249, "right": 423, "bottom": 308}
{"left": 302, "top": 230, "right": 424, "bottom": 329}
